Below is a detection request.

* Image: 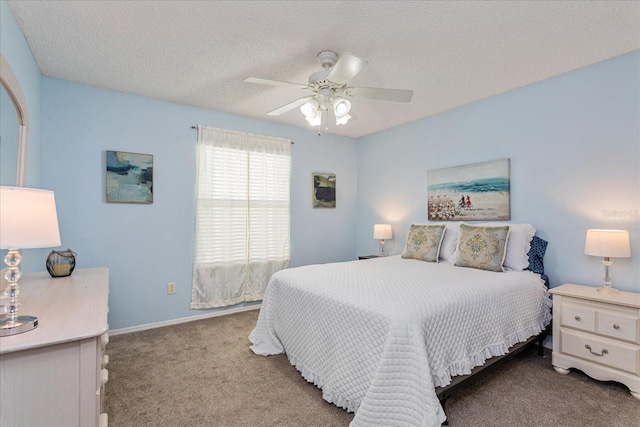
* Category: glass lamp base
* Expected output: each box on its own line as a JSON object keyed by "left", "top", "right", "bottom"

{"left": 0, "top": 315, "right": 38, "bottom": 336}
{"left": 597, "top": 287, "right": 619, "bottom": 294}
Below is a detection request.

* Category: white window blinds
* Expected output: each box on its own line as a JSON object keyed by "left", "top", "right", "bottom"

{"left": 191, "top": 126, "right": 291, "bottom": 308}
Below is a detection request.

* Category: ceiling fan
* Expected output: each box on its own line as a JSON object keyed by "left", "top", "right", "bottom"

{"left": 244, "top": 50, "right": 413, "bottom": 130}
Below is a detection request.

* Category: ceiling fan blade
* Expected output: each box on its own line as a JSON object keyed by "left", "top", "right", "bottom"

{"left": 345, "top": 86, "right": 413, "bottom": 103}
{"left": 327, "top": 53, "right": 368, "bottom": 85}
{"left": 266, "top": 96, "right": 314, "bottom": 116}
{"left": 244, "top": 77, "right": 308, "bottom": 90}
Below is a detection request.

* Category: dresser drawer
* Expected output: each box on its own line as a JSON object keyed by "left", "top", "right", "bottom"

{"left": 561, "top": 303, "right": 596, "bottom": 332}
{"left": 560, "top": 329, "right": 640, "bottom": 375}
{"left": 597, "top": 311, "right": 639, "bottom": 344}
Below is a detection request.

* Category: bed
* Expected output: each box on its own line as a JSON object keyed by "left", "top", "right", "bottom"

{"left": 249, "top": 223, "right": 551, "bottom": 427}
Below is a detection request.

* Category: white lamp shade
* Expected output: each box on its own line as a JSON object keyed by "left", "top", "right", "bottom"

{"left": 373, "top": 224, "right": 392, "bottom": 240}
{"left": 0, "top": 186, "right": 61, "bottom": 249}
{"left": 584, "top": 229, "right": 631, "bottom": 258}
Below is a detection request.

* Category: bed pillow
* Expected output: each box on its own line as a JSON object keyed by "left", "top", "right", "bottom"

{"left": 402, "top": 224, "right": 446, "bottom": 262}
{"left": 454, "top": 224, "right": 510, "bottom": 272}
{"left": 476, "top": 222, "right": 536, "bottom": 271}
{"left": 438, "top": 221, "right": 461, "bottom": 262}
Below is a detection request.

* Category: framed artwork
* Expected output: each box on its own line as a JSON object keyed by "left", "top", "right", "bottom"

{"left": 312, "top": 172, "right": 336, "bottom": 208}
{"left": 427, "top": 158, "right": 510, "bottom": 221}
{"left": 106, "top": 150, "right": 153, "bottom": 203}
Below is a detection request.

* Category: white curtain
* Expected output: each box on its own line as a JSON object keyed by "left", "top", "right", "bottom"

{"left": 191, "top": 126, "right": 291, "bottom": 308}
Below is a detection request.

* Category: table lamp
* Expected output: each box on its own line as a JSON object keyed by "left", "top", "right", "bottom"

{"left": 373, "top": 224, "right": 392, "bottom": 256}
{"left": 584, "top": 229, "right": 631, "bottom": 294}
{"left": 0, "top": 186, "right": 61, "bottom": 336}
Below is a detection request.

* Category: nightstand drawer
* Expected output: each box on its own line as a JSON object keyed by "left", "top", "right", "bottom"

{"left": 560, "top": 329, "right": 640, "bottom": 375}
{"left": 561, "top": 303, "right": 596, "bottom": 332}
{"left": 598, "top": 311, "right": 639, "bottom": 344}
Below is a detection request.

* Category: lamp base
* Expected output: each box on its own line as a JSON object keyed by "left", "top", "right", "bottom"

{"left": 597, "top": 287, "right": 619, "bottom": 294}
{"left": 0, "top": 315, "right": 38, "bottom": 337}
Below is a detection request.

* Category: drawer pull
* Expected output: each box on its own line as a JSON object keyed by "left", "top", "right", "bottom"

{"left": 101, "top": 368, "right": 109, "bottom": 385}
{"left": 613, "top": 324, "right": 620, "bottom": 330}
{"left": 101, "top": 333, "right": 110, "bottom": 349}
{"left": 584, "top": 344, "right": 608, "bottom": 357}
{"left": 574, "top": 315, "right": 581, "bottom": 321}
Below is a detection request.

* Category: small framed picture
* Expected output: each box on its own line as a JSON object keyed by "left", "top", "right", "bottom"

{"left": 106, "top": 150, "right": 153, "bottom": 203}
{"left": 312, "top": 172, "right": 336, "bottom": 208}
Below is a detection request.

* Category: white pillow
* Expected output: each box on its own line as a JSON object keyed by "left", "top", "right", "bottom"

{"left": 437, "top": 221, "right": 462, "bottom": 262}
{"left": 476, "top": 222, "right": 536, "bottom": 271}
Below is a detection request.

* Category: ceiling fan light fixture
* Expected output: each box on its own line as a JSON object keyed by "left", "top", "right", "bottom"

{"left": 245, "top": 51, "right": 413, "bottom": 131}
{"left": 300, "top": 99, "right": 319, "bottom": 118}
{"left": 333, "top": 98, "right": 351, "bottom": 117}
{"left": 306, "top": 111, "right": 322, "bottom": 126}
{"left": 306, "top": 116, "right": 322, "bottom": 126}
{"left": 335, "top": 112, "right": 352, "bottom": 126}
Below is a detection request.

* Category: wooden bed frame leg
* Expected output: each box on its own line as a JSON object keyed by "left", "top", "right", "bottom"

{"left": 440, "top": 397, "right": 450, "bottom": 425}
{"left": 537, "top": 324, "right": 551, "bottom": 357}
{"left": 537, "top": 335, "right": 544, "bottom": 357}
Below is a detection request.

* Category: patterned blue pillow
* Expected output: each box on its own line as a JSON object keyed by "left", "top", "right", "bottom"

{"left": 527, "top": 235, "right": 547, "bottom": 275}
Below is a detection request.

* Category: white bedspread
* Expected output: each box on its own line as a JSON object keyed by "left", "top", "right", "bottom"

{"left": 249, "top": 256, "right": 552, "bottom": 427}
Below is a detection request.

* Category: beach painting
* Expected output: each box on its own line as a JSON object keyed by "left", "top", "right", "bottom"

{"left": 106, "top": 150, "right": 153, "bottom": 203}
{"left": 313, "top": 172, "right": 336, "bottom": 208}
{"left": 427, "top": 158, "right": 510, "bottom": 221}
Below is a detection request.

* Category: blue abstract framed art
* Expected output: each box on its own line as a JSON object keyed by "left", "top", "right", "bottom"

{"left": 106, "top": 150, "right": 153, "bottom": 203}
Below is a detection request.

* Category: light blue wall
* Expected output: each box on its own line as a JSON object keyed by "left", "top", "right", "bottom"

{"left": 0, "top": 0, "right": 42, "bottom": 188}
{"left": 2, "top": 0, "right": 357, "bottom": 330}
{"left": 41, "top": 78, "right": 357, "bottom": 329}
{"left": 1, "top": 0, "right": 48, "bottom": 268}
{"left": 4, "top": 0, "right": 638, "bottom": 330}
{"left": 356, "top": 51, "right": 640, "bottom": 293}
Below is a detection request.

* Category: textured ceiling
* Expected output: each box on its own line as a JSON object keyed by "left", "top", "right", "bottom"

{"left": 7, "top": 1, "right": 640, "bottom": 138}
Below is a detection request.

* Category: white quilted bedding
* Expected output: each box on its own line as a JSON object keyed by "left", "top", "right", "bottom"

{"left": 249, "top": 256, "right": 552, "bottom": 427}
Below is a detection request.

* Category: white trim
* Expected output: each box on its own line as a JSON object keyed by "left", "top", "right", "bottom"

{"left": 109, "top": 304, "right": 261, "bottom": 336}
{"left": 16, "top": 124, "right": 27, "bottom": 186}
{"left": 0, "top": 53, "right": 29, "bottom": 187}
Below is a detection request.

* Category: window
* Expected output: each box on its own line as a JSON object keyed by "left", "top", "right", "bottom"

{"left": 191, "top": 126, "right": 290, "bottom": 308}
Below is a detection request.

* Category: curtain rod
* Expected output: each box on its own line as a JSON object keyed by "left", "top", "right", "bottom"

{"left": 191, "top": 126, "right": 294, "bottom": 144}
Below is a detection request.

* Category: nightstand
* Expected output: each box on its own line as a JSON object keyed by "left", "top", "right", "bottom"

{"left": 0, "top": 268, "right": 110, "bottom": 426}
{"left": 358, "top": 255, "right": 380, "bottom": 260}
{"left": 549, "top": 283, "right": 640, "bottom": 400}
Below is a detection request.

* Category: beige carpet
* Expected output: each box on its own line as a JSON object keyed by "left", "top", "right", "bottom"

{"left": 105, "top": 309, "right": 640, "bottom": 427}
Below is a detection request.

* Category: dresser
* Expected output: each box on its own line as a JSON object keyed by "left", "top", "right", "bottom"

{"left": 550, "top": 283, "right": 640, "bottom": 400}
{"left": 0, "top": 268, "right": 110, "bottom": 426}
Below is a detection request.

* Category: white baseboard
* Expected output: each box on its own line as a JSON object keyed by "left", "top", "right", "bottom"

{"left": 109, "top": 304, "right": 261, "bottom": 336}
